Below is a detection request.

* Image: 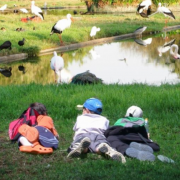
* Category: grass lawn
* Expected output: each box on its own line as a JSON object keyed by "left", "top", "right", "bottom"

{"left": 1, "top": 2, "right": 180, "bottom": 179}
{"left": 0, "top": 83, "right": 180, "bottom": 179}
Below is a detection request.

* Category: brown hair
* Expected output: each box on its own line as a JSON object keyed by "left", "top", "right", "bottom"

{"left": 30, "top": 102, "right": 47, "bottom": 115}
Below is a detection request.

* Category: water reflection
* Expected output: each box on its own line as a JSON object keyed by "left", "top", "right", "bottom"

{"left": 1, "top": 31, "right": 180, "bottom": 86}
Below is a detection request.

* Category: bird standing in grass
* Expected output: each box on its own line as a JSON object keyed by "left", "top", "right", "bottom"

{"left": 50, "top": 51, "right": 64, "bottom": 83}
{"left": 148, "top": 2, "right": 175, "bottom": 25}
{"left": 20, "top": 8, "right": 28, "bottom": 13}
{"left": 90, "top": 26, "right": 100, "bottom": 39}
{"left": 1, "top": 27, "right": 6, "bottom": 31}
{"left": 18, "top": 38, "right": 25, "bottom": 46}
{"left": 0, "top": 41, "right": 12, "bottom": 50}
{"left": 0, "top": 4, "right": 7, "bottom": 11}
{"left": 50, "top": 14, "right": 73, "bottom": 45}
{"left": 31, "top": 1, "right": 44, "bottom": 20}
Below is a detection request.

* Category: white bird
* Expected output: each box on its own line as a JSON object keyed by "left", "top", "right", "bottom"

{"left": 157, "top": 39, "right": 175, "bottom": 57}
{"left": 50, "top": 51, "right": 64, "bottom": 83}
{"left": 20, "top": 8, "right": 28, "bottom": 13}
{"left": 0, "top": 4, "right": 7, "bottom": 11}
{"left": 61, "top": 68, "right": 72, "bottom": 83}
{"left": 90, "top": 26, "right": 100, "bottom": 39}
{"left": 50, "top": 14, "right": 73, "bottom": 45}
{"left": 137, "top": 0, "right": 152, "bottom": 18}
{"left": 148, "top": 3, "right": 175, "bottom": 21}
{"left": 170, "top": 44, "right": 180, "bottom": 60}
{"left": 89, "top": 49, "right": 100, "bottom": 59}
{"left": 31, "top": 1, "right": 44, "bottom": 20}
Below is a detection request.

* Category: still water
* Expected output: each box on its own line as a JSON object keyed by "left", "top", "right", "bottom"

{"left": 1, "top": 31, "right": 180, "bottom": 86}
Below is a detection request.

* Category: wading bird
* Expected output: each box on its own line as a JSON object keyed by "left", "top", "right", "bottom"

{"left": 137, "top": 0, "right": 152, "bottom": 18}
{"left": 170, "top": 44, "right": 180, "bottom": 60}
{"left": 31, "top": 1, "right": 44, "bottom": 20}
{"left": 50, "top": 51, "right": 64, "bottom": 83}
{"left": 148, "top": 3, "right": 175, "bottom": 24}
{"left": 0, "top": 4, "right": 7, "bottom": 11}
{"left": 18, "top": 38, "right": 25, "bottom": 46}
{"left": 50, "top": 14, "right": 73, "bottom": 45}
{"left": 90, "top": 26, "right": 100, "bottom": 39}
{"left": 0, "top": 41, "right": 12, "bottom": 50}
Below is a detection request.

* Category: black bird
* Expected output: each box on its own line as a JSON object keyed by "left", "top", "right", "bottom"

{"left": 0, "top": 67, "right": 12, "bottom": 77}
{"left": 16, "top": 27, "right": 25, "bottom": 32}
{"left": 0, "top": 41, "right": 12, "bottom": 50}
{"left": 18, "top": 38, "right": 25, "bottom": 46}
{"left": 71, "top": 70, "right": 103, "bottom": 85}
{"left": 18, "top": 65, "right": 26, "bottom": 74}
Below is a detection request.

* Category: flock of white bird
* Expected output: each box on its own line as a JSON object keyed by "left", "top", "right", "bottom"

{"left": 0, "top": 0, "right": 179, "bottom": 83}
{"left": 136, "top": 1, "right": 179, "bottom": 60}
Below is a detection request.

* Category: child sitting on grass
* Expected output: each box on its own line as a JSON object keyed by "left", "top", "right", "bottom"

{"left": 67, "top": 97, "right": 126, "bottom": 163}
{"left": 18, "top": 102, "right": 59, "bottom": 154}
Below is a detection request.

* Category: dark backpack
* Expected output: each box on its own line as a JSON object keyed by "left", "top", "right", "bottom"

{"left": 8, "top": 107, "right": 39, "bottom": 141}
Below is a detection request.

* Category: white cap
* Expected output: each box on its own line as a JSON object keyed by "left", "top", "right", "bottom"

{"left": 125, "top": 106, "right": 143, "bottom": 118}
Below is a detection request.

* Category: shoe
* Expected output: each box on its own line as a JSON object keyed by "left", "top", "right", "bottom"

{"left": 97, "top": 143, "right": 126, "bottom": 163}
{"left": 19, "top": 142, "right": 53, "bottom": 154}
{"left": 157, "top": 155, "right": 175, "bottom": 163}
{"left": 130, "top": 142, "right": 153, "bottom": 154}
{"left": 126, "top": 147, "right": 155, "bottom": 162}
{"left": 18, "top": 124, "right": 39, "bottom": 143}
{"left": 67, "top": 137, "right": 91, "bottom": 158}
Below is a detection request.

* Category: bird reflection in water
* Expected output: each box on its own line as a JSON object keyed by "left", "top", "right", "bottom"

{"left": 157, "top": 39, "right": 175, "bottom": 57}
{"left": 134, "top": 38, "right": 152, "bottom": 46}
{"left": 18, "top": 65, "right": 26, "bottom": 74}
{"left": 170, "top": 44, "right": 180, "bottom": 61}
{"left": 133, "top": 26, "right": 152, "bottom": 46}
{"left": 0, "top": 67, "right": 12, "bottom": 77}
{"left": 89, "top": 49, "right": 100, "bottom": 60}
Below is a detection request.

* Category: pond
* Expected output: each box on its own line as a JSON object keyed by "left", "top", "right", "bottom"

{"left": 1, "top": 29, "right": 180, "bottom": 86}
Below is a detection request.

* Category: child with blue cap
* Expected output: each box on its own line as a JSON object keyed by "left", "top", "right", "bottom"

{"left": 67, "top": 98, "right": 126, "bottom": 163}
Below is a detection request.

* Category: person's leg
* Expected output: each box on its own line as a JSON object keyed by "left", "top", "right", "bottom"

{"left": 67, "top": 135, "right": 91, "bottom": 158}
{"left": 19, "top": 136, "right": 32, "bottom": 146}
{"left": 106, "top": 135, "right": 129, "bottom": 155}
{"left": 88, "top": 133, "right": 126, "bottom": 163}
{"left": 96, "top": 143, "right": 126, "bottom": 163}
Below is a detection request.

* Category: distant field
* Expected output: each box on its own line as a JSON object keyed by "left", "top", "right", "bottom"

{"left": 0, "top": 0, "right": 85, "bottom": 9}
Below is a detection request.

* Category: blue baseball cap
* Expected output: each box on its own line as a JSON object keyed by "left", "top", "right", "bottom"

{"left": 83, "top": 98, "right": 102, "bottom": 114}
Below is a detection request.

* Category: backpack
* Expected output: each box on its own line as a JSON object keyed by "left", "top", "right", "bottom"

{"left": 8, "top": 107, "right": 39, "bottom": 141}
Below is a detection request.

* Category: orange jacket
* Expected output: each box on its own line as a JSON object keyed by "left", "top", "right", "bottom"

{"left": 37, "top": 115, "right": 59, "bottom": 137}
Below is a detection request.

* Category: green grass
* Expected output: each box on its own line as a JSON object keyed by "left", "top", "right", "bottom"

{"left": 0, "top": 83, "right": 180, "bottom": 179}
{"left": 1, "top": 5, "right": 180, "bottom": 56}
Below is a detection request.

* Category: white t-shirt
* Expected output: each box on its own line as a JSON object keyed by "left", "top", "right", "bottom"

{"left": 73, "top": 114, "right": 109, "bottom": 140}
